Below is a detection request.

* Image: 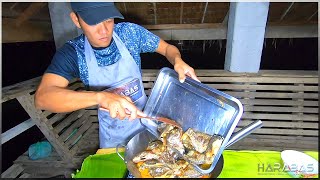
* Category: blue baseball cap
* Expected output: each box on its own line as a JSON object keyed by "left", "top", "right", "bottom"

{"left": 70, "top": 2, "right": 124, "bottom": 25}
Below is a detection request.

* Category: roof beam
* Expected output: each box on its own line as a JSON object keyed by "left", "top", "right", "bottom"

{"left": 180, "top": 2, "right": 183, "bottom": 24}
{"left": 307, "top": 9, "right": 318, "bottom": 21}
{"left": 149, "top": 24, "right": 317, "bottom": 40}
{"left": 2, "top": 17, "right": 53, "bottom": 43}
{"left": 222, "top": 10, "right": 229, "bottom": 24}
{"left": 153, "top": 2, "right": 157, "bottom": 24}
{"left": 144, "top": 23, "right": 224, "bottom": 30}
{"left": 9, "top": 2, "right": 18, "bottom": 10}
{"left": 279, "top": 2, "right": 294, "bottom": 21}
{"left": 123, "top": 2, "right": 127, "bottom": 14}
{"left": 201, "top": 2, "right": 208, "bottom": 23}
{"left": 265, "top": 25, "right": 318, "bottom": 38}
{"left": 15, "top": 2, "right": 47, "bottom": 27}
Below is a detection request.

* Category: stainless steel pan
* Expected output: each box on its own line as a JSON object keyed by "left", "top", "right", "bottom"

{"left": 117, "top": 120, "right": 263, "bottom": 178}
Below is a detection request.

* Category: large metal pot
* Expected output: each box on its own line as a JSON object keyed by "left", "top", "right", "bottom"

{"left": 117, "top": 120, "right": 263, "bottom": 178}
{"left": 116, "top": 67, "right": 263, "bottom": 177}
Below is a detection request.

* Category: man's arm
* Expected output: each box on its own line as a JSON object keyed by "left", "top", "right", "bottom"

{"left": 155, "top": 39, "right": 200, "bottom": 83}
{"left": 34, "top": 73, "right": 145, "bottom": 120}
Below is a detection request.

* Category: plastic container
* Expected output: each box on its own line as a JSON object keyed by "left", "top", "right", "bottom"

{"left": 28, "top": 140, "right": 52, "bottom": 160}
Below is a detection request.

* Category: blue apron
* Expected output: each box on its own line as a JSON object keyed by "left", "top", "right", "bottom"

{"left": 85, "top": 32, "right": 147, "bottom": 148}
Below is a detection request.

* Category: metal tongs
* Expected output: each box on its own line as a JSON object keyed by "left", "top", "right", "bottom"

{"left": 99, "top": 107, "right": 182, "bottom": 128}
{"left": 137, "top": 114, "right": 182, "bottom": 129}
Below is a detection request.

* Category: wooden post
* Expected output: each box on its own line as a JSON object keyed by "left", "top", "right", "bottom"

{"left": 224, "top": 2, "right": 269, "bottom": 72}
{"left": 48, "top": 2, "right": 82, "bottom": 49}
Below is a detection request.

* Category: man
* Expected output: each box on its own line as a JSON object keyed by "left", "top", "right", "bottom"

{"left": 35, "top": 2, "right": 200, "bottom": 148}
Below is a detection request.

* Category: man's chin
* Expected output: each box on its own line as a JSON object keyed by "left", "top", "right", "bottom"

{"left": 94, "top": 42, "right": 111, "bottom": 48}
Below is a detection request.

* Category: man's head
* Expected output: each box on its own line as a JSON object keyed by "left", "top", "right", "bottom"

{"left": 70, "top": 2, "right": 124, "bottom": 48}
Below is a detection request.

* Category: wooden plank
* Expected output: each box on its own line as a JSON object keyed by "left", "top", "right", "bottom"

{"left": 90, "top": 115, "right": 98, "bottom": 122}
{"left": 47, "top": 113, "right": 69, "bottom": 127}
{"left": 1, "top": 164, "right": 24, "bottom": 178}
{"left": 143, "top": 82, "right": 155, "bottom": 89}
{"left": 228, "top": 141, "right": 318, "bottom": 151}
{"left": 142, "top": 76, "right": 318, "bottom": 84}
{"left": 2, "top": 76, "right": 41, "bottom": 103}
{"left": 233, "top": 137, "right": 318, "bottom": 147}
{"left": 1, "top": 118, "right": 35, "bottom": 144}
{"left": 234, "top": 127, "right": 318, "bottom": 136}
{"left": 82, "top": 131, "right": 99, "bottom": 140}
{"left": 19, "top": 173, "right": 31, "bottom": 178}
{"left": 142, "top": 69, "right": 318, "bottom": 78}
{"left": 70, "top": 122, "right": 98, "bottom": 156}
{"left": 16, "top": 95, "right": 73, "bottom": 162}
{"left": 41, "top": 111, "right": 54, "bottom": 118}
{"left": 75, "top": 136, "right": 99, "bottom": 148}
{"left": 57, "top": 112, "right": 91, "bottom": 142}
{"left": 234, "top": 136, "right": 318, "bottom": 147}
{"left": 265, "top": 25, "right": 318, "bottom": 38}
{"left": 243, "top": 105, "right": 318, "bottom": 113}
{"left": 240, "top": 99, "right": 318, "bottom": 107}
{"left": 198, "top": 76, "right": 318, "bottom": 84}
{"left": 2, "top": 70, "right": 317, "bottom": 103}
{"left": 225, "top": 91, "right": 318, "bottom": 99}
{"left": 243, "top": 134, "right": 318, "bottom": 141}
{"left": 53, "top": 109, "right": 86, "bottom": 133}
{"left": 89, "top": 110, "right": 98, "bottom": 116}
{"left": 64, "top": 116, "right": 94, "bottom": 149}
{"left": 14, "top": 155, "right": 76, "bottom": 169}
{"left": 237, "top": 120, "right": 318, "bottom": 129}
{"left": 205, "top": 84, "right": 318, "bottom": 92}
{"left": 143, "top": 22, "right": 317, "bottom": 30}
{"left": 142, "top": 77, "right": 157, "bottom": 82}
{"left": 2, "top": 69, "right": 318, "bottom": 163}
{"left": 73, "top": 142, "right": 99, "bottom": 156}
{"left": 22, "top": 166, "right": 74, "bottom": 178}
{"left": 229, "top": 139, "right": 318, "bottom": 151}
{"left": 2, "top": 77, "right": 78, "bottom": 103}
{"left": 229, "top": 145, "right": 317, "bottom": 151}
{"left": 73, "top": 145, "right": 99, "bottom": 157}
{"left": 144, "top": 23, "right": 225, "bottom": 30}
{"left": 242, "top": 113, "right": 318, "bottom": 121}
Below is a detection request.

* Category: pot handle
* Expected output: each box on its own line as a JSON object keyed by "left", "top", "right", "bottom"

{"left": 193, "top": 119, "right": 263, "bottom": 174}
{"left": 116, "top": 144, "right": 126, "bottom": 162}
{"left": 226, "top": 120, "right": 263, "bottom": 148}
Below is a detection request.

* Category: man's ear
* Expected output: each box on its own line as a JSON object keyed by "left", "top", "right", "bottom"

{"left": 70, "top": 12, "right": 81, "bottom": 28}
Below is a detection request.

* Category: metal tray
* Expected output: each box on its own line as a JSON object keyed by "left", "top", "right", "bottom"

{"left": 140, "top": 67, "right": 243, "bottom": 174}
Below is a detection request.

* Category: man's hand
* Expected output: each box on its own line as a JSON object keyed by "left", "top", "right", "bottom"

{"left": 155, "top": 39, "right": 201, "bottom": 84}
{"left": 97, "top": 92, "right": 146, "bottom": 120}
{"left": 174, "top": 57, "right": 201, "bottom": 83}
